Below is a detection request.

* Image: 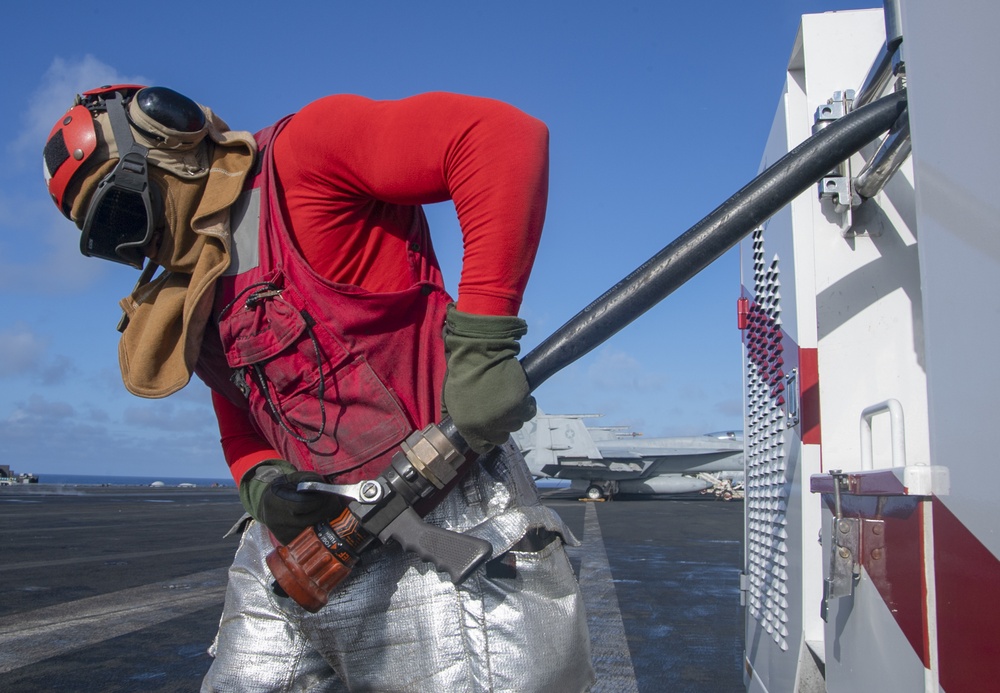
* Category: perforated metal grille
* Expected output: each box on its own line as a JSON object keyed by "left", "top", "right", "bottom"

{"left": 743, "top": 228, "right": 790, "bottom": 651}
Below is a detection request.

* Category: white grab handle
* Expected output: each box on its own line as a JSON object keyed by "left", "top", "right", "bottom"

{"left": 860, "top": 399, "right": 909, "bottom": 470}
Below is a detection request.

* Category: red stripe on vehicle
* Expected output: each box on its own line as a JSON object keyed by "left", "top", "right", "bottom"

{"left": 933, "top": 498, "right": 1000, "bottom": 692}
{"left": 798, "top": 348, "right": 821, "bottom": 446}
{"left": 877, "top": 498, "right": 928, "bottom": 666}
{"left": 832, "top": 494, "right": 1000, "bottom": 685}
{"left": 832, "top": 494, "right": 927, "bottom": 664}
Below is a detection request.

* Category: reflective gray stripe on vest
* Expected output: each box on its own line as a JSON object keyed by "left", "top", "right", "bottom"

{"left": 224, "top": 188, "right": 260, "bottom": 276}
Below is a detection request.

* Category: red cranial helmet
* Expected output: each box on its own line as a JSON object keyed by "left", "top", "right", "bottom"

{"left": 44, "top": 85, "right": 144, "bottom": 217}
{"left": 43, "top": 84, "right": 207, "bottom": 268}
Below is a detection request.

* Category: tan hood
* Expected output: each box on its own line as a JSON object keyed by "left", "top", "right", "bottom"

{"left": 68, "top": 102, "right": 257, "bottom": 398}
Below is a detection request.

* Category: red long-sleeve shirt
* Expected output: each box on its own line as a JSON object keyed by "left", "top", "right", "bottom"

{"left": 212, "top": 92, "right": 549, "bottom": 483}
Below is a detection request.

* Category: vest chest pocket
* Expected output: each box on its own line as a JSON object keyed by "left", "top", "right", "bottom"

{"left": 218, "top": 276, "right": 411, "bottom": 475}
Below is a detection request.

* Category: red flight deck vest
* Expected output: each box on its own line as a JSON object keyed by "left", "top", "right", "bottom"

{"left": 201, "top": 117, "right": 452, "bottom": 483}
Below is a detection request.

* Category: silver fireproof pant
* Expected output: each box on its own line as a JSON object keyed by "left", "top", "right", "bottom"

{"left": 202, "top": 441, "right": 595, "bottom": 692}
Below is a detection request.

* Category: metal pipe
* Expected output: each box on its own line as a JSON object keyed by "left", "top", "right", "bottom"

{"left": 884, "top": 0, "right": 903, "bottom": 52}
{"left": 521, "top": 90, "right": 908, "bottom": 391}
{"left": 854, "top": 107, "right": 911, "bottom": 199}
{"left": 854, "top": 44, "right": 897, "bottom": 110}
{"left": 854, "top": 0, "right": 904, "bottom": 110}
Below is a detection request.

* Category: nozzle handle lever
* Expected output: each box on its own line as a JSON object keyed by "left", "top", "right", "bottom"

{"left": 378, "top": 506, "right": 493, "bottom": 583}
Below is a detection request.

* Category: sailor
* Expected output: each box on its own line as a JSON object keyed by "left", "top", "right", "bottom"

{"left": 43, "top": 85, "right": 594, "bottom": 692}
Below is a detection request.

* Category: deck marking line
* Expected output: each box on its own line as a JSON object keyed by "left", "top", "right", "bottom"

{"left": 0, "top": 543, "right": 234, "bottom": 572}
{"left": 573, "top": 502, "right": 639, "bottom": 693}
{"left": 0, "top": 567, "right": 228, "bottom": 673}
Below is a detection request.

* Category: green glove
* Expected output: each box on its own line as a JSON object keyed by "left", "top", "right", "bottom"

{"left": 441, "top": 304, "right": 537, "bottom": 454}
{"left": 238, "top": 460, "right": 344, "bottom": 545}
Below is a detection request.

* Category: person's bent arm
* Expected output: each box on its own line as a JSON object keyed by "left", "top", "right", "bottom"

{"left": 274, "top": 92, "right": 549, "bottom": 316}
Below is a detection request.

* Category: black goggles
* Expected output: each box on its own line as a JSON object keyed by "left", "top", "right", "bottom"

{"left": 79, "top": 91, "right": 158, "bottom": 269}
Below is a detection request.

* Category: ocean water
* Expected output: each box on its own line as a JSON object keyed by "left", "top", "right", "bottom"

{"left": 28, "top": 474, "right": 235, "bottom": 488}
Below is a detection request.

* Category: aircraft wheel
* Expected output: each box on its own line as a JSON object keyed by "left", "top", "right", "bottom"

{"left": 722, "top": 490, "right": 734, "bottom": 501}
{"left": 585, "top": 485, "right": 604, "bottom": 500}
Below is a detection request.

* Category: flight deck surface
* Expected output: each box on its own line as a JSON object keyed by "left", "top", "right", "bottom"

{"left": 0, "top": 485, "right": 743, "bottom": 692}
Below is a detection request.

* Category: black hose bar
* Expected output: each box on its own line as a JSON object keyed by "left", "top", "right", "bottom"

{"left": 272, "top": 89, "right": 910, "bottom": 604}
{"left": 520, "top": 89, "right": 907, "bottom": 390}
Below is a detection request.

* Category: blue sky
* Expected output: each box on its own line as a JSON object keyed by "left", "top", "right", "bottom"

{"left": 1, "top": 0, "right": 876, "bottom": 479}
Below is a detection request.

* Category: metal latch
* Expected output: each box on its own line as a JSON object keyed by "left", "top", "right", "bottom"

{"left": 821, "top": 470, "right": 885, "bottom": 620}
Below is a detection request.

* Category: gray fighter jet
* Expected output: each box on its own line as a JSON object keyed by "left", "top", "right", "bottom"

{"left": 512, "top": 411, "right": 744, "bottom": 500}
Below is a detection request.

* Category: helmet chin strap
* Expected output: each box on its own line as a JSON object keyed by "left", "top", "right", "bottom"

{"left": 103, "top": 91, "right": 148, "bottom": 163}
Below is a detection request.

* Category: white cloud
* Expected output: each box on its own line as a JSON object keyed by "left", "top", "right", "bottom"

{"left": 0, "top": 325, "right": 48, "bottom": 376}
{"left": 123, "top": 400, "right": 215, "bottom": 432}
{"left": 8, "top": 393, "right": 76, "bottom": 422}
{"left": 12, "top": 55, "right": 150, "bottom": 163}
{"left": 0, "top": 325, "right": 79, "bottom": 383}
{"left": 585, "top": 347, "right": 668, "bottom": 392}
{"left": 0, "top": 212, "right": 108, "bottom": 293}
{"left": 1, "top": 391, "right": 224, "bottom": 478}
{"left": 2, "top": 54, "right": 149, "bottom": 294}
{"left": 40, "top": 355, "right": 74, "bottom": 386}
{"left": 714, "top": 398, "right": 744, "bottom": 418}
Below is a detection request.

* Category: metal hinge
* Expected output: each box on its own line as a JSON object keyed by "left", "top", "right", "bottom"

{"left": 784, "top": 369, "right": 800, "bottom": 427}
{"left": 814, "top": 90, "right": 860, "bottom": 234}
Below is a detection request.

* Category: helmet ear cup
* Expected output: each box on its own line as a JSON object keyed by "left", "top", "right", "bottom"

{"left": 134, "top": 87, "right": 206, "bottom": 136}
{"left": 44, "top": 104, "right": 99, "bottom": 216}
